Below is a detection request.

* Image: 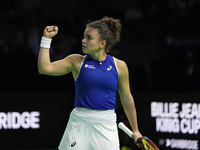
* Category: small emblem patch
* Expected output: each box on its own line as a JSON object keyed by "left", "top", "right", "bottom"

{"left": 107, "top": 65, "right": 112, "bottom": 71}
{"left": 71, "top": 141, "right": 76, "bottom": 147}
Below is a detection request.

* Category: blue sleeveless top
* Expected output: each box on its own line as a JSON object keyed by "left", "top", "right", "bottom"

{"left": 74, "top": 54, "right": 119, "bottom": 110}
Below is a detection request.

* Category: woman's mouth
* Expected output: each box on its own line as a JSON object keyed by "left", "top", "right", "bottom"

{"left": 82, "top": 45, "right": 87, "bottom": 49}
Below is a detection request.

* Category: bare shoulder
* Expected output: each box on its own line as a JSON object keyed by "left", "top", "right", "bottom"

{"left": 114, "top": 57, "right": 127, "bottom": 67}
{"left": 114, "top": 57, "right": 128, "bottom": 75}
{"left": 65, "top": 54, "right": 85, "bottom": 75}
{"left": 62, "top": 54, "right": 85, "bottom": 67}
{"left": 65, "top": 54, "right": 84, "bottom": 62}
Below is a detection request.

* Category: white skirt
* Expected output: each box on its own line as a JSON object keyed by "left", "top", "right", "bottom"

{"left": 58, "top": 107, "right": 120, "bottom": 150}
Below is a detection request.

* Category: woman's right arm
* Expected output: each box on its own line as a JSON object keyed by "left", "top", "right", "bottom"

{"left": 38, "top": 26, "right": 82, "bottom": 76}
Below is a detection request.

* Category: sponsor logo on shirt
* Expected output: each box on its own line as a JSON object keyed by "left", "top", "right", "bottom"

{"left": 71, "top": 141, "right": 76, "bottom": 147}
{"left": 107, "top": 65, "right": 112, "bottom": 71}
{"left": 85, "top": 64, "right": 96, "bottom": 69}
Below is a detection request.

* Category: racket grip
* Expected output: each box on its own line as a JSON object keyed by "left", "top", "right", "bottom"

{"left": 118, "top": 122, "right": 133, "bottom": 139}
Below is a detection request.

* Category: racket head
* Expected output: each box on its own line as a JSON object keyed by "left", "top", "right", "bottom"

{"left": 137, "top": 136, "right": 159, "bottom": 150}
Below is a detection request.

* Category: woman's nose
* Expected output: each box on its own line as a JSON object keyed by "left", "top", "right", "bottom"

{"left": 82, "top": 38, "right": 86, "bottom": 43}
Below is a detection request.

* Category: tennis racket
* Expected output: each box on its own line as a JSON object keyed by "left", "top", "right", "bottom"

{"left": 118, "top": 122, "right": 159, "bottom": 150}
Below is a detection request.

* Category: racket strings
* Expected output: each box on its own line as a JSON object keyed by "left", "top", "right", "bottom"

{"left": 144, "top": 137, "right": 159, "bottom": 150}
{"left": 141, "top": 139, "right": 153, "bottom": 150}
{"left": 138, "top": 137, "right": 159, "bottom": 150}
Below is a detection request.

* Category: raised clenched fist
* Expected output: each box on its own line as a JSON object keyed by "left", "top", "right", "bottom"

{"left": 43, "top": 26, "right": 58, "bottom": 39}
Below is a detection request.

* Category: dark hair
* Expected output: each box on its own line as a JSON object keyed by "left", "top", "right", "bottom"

{"left": 86, "top": 16, "right": 122, "bottom": 52}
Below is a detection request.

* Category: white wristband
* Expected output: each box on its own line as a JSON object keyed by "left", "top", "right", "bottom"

{"left": 40, "top": 37, "right": 52, "bottom": 48}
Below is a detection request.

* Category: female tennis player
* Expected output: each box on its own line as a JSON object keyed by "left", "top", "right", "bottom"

{"left": 38, "top": 16, "right": 142, "bottom": 150}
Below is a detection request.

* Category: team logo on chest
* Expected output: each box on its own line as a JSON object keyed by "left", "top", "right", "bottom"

{"left": 85, "top": 64, "right": 96, "bottom": 69}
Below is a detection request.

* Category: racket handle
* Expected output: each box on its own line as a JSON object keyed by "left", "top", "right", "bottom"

{"left": 118, "top": 122, "right": 134, "bottom": 139}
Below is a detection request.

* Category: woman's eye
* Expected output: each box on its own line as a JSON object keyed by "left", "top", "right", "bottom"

{"left": 83, "top": 35, "right": 92, "bottom": 40}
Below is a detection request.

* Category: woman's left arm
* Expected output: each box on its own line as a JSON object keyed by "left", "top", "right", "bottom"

{"left": 116, "top": 58, "right": 142, "bottom": 142}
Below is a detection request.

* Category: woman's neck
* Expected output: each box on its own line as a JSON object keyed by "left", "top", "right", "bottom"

{"left": 90, "top": 51, "right": 107, "bottom": 61}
